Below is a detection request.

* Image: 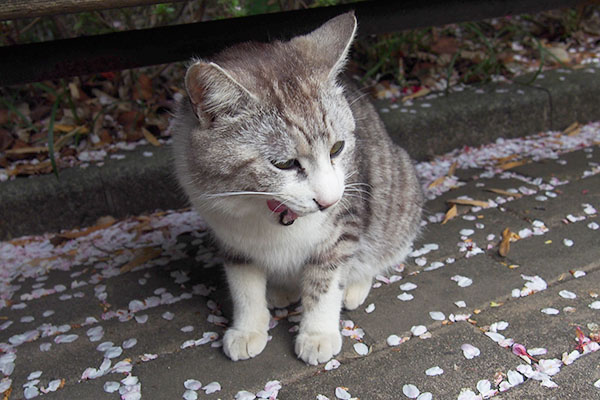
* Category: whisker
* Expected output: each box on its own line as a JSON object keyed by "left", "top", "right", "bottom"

{"left": 201, "top": 191, "right": 281, "bottom": 199}
{"left": 348, "top": 91, "right": 370, "bottom": 107}
{"left": 344, "top": 188, "right": 373, "bottom": 198}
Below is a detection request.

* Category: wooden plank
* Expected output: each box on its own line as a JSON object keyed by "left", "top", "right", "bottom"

{"left": 0, "top": 0, "right": 586, "bottom": 86}
{"left": 1, "top": 0, "right": 187, "bottom": 21}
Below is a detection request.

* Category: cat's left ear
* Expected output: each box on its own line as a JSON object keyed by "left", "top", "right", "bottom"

{"left": 291, "top": 11, "right": 357, "bottom": 80}
{"left": 185, "top": 61, "right": 258, "bottom": 126}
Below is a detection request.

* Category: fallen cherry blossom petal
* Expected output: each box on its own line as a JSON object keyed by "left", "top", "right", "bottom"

{"left": 541, "top": 308, "right": 560, "bottom": 315}
{"left": 325, "top": 359, "right": 341, "bottom": 371}
{"left": 398, "top": 293, "right": 414, "bottom": 301}
{"left": 451, "top": 275, "right": 473, "bottom": 287}
{"left": 589, "top": 301, "right": 600, "bottom": 310}
{"left": 425, "top": 366, "right": 444, "bottom": 376}
{"left": 235, "top": 390, "right": 256, "bottom": 400}
{"left": 528, "top": 348, "right": 547, "bottom": 356}
{"left": 461, "top": 343, "right": 480, "bottom": 359}
{"left": 353, "top": 342, "right": 369, "bottom": 356}
{"left": 122, "top": 338, "right": 137, "bottom": 349}
{"left": 572, "top": 270, "right": 586, "bottom": 278}
{"left": 476, "top": 379, "right": 492, "bottom": 396}
{"left": 103, "top": 381, "right": 120, "bottom": 393}
{"left": 400, "top": 283, "right": 418, "bottom": 291}
{"left": 562, "top": 350, "right": 581, "bottom": 365}
{"left": 429, "top": 311, "right": 445, "bottom": 321}
{"left": 335, "top": 386, "right": 351, "bottom": 400}
{"left": 182, "top": 390, "right": 198, "bottom": 400}
{"left": 203, "top": 382, "right": 221, "bottom": 394}
{"left": 387, "top": 334, "right": 406, "bottom": 347}
{"left": 538, "top": 358, "right": 562, "bottom": 376}
{"left": 559, "top": 290, "right": 577, "bottom": 299}
{"left": 365, "top": 303, "right": 375, "bottom": 313}
{"left": 402, "top": 384, "right": 420, "bottom": 398}
{"left": 490, "top": 321, "right": 509, "bottom": 332}
{"left": 411, "top": 325, "right": 427, "bottom": 337}
{"left": 54, "top": 334, "right": 78, "bottom": 344}
{"left": 417, "top": 393, "right": 432, "bottom": 400}
{"left": 24, "top": 386, "right": 39, "bottom": 399}
{"left": 184, "top": 379, "right": 202, "bottom": 391}
{"left": 507, "top": 370, "right": 524, "bottom": 386}
{"left": 457, "top": 388, "right": 478, "bottom": 400}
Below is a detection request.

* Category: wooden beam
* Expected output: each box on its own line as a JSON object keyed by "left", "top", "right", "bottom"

{"left": 0, "top": 0, "right": 588, "bottom": 86}
{"left": 0, "top": 0, "right": 187, "bottom": 21}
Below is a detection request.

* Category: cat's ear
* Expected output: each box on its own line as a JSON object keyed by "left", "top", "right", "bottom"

{"left": 292, "top": 11, "right": 357, "bottom": 80}
{"left": 185, "top": 61, "right": 258, "bottom": 125}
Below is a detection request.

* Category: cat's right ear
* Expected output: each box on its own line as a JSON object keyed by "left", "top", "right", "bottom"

{"left": 185, "top": 61, "right": 257, "bottom": 126}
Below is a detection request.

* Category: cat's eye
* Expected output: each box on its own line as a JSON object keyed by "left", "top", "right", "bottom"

{"left": 272, "top": 159, "right": 298, "bottom": 170}
{"left": 330, "top": 141, "right": 345, "bottom": 158}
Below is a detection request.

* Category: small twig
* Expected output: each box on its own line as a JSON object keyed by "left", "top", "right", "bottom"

{"left": 19, "top": 17, "right": 41, "bottom": 36}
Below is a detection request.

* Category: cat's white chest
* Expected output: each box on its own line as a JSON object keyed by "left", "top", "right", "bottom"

{"left": 203, "top": 207, "right": 331, "bottom": 275}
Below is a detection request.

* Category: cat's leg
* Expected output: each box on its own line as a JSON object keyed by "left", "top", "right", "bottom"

{"left": 222, "top": 263, "right": 270, "bottom": 361}
{"left": 343, "top": 278, "right": 372, "bottom": 310}
{"left": 267, "top": 284, "right": 301, "bottom": 309}
{"left": 295, "top": 265, "right": 344, "bottom": 365}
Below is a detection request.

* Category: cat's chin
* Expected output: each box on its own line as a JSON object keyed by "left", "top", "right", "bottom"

{"left": 278, "top": 209, "right": 297, "bottom": 226}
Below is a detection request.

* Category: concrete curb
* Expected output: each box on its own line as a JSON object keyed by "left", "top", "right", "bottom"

{"left": 1, "top": 65, "right": 599, "bottom": 240}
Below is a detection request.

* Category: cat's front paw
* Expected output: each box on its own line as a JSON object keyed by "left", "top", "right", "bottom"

{"left": 223, "top": 328, "right": 268, "bottom": 361}
{"left": 295, "top": 330, "right": 342, "bottom": 365}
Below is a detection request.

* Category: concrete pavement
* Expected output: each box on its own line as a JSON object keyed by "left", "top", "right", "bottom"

{"left": 0, "top": 143, "right": 599, "bottom": 399}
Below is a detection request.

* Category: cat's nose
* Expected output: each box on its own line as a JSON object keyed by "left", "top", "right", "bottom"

{"left": 314, "top": 198, "right": 336, "bottom": 211}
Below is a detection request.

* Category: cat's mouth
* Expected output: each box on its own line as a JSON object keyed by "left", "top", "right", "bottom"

{"left": 267, "top": 199, "right": 299, "bottom": 226}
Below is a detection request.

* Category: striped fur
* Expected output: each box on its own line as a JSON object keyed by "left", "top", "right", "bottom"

{"left": 171, "top": 12, "right": 423, "bottom": 365}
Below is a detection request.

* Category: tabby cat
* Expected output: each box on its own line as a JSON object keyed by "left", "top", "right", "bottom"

{"left": 171, "top": 12, "right": 423, "bottom": 365}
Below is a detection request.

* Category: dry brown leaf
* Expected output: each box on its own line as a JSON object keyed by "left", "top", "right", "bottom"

{"left": 68, "top": 82, "right": 80, "bottom": 100}
{"left": 54, "top": 124, "right": 77, "bottom": 133}
{"left": 4, "top": 146, "right": 47, "bottom": 156}
{"left": 498, "top": 159, "right": 528, "bottom": 170}
{"left": 562, "top": 121, "right": 580, "bottom": 135}
{"left": 142, "top": 127, "right": 161, "bottom": 147}
{"left": 499, "top": 227, "right": 511, "bottom": 257}
{"left": 485, "top": 188, "right": 523, "bottom": 198}
{"left": 442, "top": 204, "right": 457, "bottom": 225}
{"left": 8, "top": 160, "right": 52, "bottom": 176}
{"left": 447, "top": 198, "right": 490, "bottom": 208}
{"left": 544, "top": 45, "right": 571, "bottom": 64}
{"left": 493, "top": 154, "right": 518, "bottom": 164}
{"left": 447, "top": 161, "right": 458, "bottom": 177}
{"left": 428, "top": 176, "right": 446, "bottom": 189}
{"left": 0, "top": 128, "right": 14, "bottom": 151}
{"left": 54, "top": 126, "right": 89, "bottom": 151}
{"left": 566, "top": 126, "right": 581, "bottom": 136}
{"left": 402, "top": 88, "right": 431, "bottom": 102}
{"left": 136, "top": 74, "right": 153, "bottom": 101}
{"left": 431, "top": 36, "right": 460, "bottom": 55}
{"left": 60, "top": 216, "right": 117, "bottom": 239}
{"left": 120, "top": 247, "right": 162, "bottom": 273}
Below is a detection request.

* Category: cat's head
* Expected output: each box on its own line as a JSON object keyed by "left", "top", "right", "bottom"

{"left": 176, "top": 12, "right": 357, "bottom": 226}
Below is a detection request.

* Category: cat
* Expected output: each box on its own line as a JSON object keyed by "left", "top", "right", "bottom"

{"left": 171, "top": 11, "right": 423, "bottom": 365}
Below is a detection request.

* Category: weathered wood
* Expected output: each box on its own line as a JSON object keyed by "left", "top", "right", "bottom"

{"left": 1, "top": 0, "right": 187, "bottom": 21}
{"left": 0, "top": 0, "right": 588, "bottom": 86}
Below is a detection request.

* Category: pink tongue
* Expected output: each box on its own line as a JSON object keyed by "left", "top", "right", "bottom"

{"left": 267, "top": 199, "right": 298, "bottom": 224}
{"left": 267, "top": 199, "right": 286, "bottom": 213}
